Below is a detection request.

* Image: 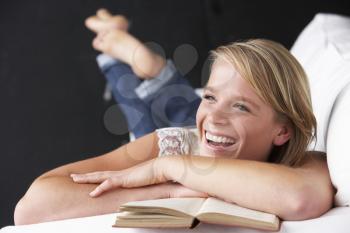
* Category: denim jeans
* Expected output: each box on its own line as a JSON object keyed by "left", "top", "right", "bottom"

{"left": 99, "top": 59, "right": 201, "bottom": 138}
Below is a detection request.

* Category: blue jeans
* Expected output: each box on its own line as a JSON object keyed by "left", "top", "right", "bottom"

{"left": 100, "top": 60, "right": 201, "bottom": 138}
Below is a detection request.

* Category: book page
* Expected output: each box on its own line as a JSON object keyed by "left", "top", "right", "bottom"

{"left": 116, "top": 211, "right": 185, "bottom": 219}
{"left": 121, "top": 198, "right": 206, "bottom": 217}
{"left": 196, "top": 197, "right": 277, "bottom": 223}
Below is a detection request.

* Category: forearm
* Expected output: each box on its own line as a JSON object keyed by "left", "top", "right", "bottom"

{"left": 14, "top": 176, "right": 166, "bottom": 225}
{"left": 160, "top": 155, "right": 325, "bottom": 220}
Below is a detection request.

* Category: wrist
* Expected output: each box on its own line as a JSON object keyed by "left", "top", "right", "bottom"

{"left": 130, "top": 44, "right": 166, "bottom": 79}
{"left": 150, "top": 54, "right": 166, "bottom": 78}
{"left": 154, "top": 156, "right": 171, "bottom": 182}
{"left": 154, "top": 156, "right": 178, "bottom": 182}
{"left": 155, "top": 155, "right": 185, "bottom": 183}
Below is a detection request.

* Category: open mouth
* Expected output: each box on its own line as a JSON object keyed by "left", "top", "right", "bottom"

{"left": 204, "top": 130, "right": 236, "bottom": 149}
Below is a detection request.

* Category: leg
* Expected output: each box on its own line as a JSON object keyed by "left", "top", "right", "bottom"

{"left": 139, "top": 66, "right": 201, "bottom": 128}
{"left": 95, "top": 34, "right": 200, "bottom": 129}
{"left": 98, "top": 57, "right": 162, "bottom": 138}
{"left": 99, "top": 56, "right": 200, "bottom": 136}
{"left": 90, "top": 12, "right": 200, "bottom": 131}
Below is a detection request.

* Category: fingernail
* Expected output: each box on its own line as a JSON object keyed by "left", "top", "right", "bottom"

{"left": 89, "top": 190, "right": 97, "bottom": 197}
{"left": 70, "top": 174, "right": 80, "bottom": 182}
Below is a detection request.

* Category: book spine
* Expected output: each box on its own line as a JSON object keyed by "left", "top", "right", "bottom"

{"left": 190, "top": 218, "right": 200, "bottom": 229}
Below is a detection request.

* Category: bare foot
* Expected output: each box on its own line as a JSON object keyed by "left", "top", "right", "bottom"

{"left": 85, "top": 8, "right": 129, "bottom": 33}
{"left": 93, "top": 30, "right": 165, "bottom": 79}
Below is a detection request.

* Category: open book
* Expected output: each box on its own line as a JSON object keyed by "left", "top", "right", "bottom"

{"left": 113, "top": 197, "right": 280, "bottom": 231}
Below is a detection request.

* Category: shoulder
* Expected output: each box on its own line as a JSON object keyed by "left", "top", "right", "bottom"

{"left": 297, "top": 151, "right": 334, "bottom": 199}
{"left": 156, "top": 127, "right": 200, "bottom": 156}
{"left": 295, "top": 151, "right": 335, "bottom": 218}
{"left": 298, "top": 151, "right": 327, "bottom": 170}
{"left": 156, "top": 127, "right": 198, "bottom": 139}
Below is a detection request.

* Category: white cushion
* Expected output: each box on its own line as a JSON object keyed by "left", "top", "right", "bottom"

{"left": 291, "top": 13, "right": 350, "bottom": 206}
{"left": 3, "top": 207, "right": 350, "bottom": 233}
{"left": 327, "top": 84, "right": 350, "bottom": 206}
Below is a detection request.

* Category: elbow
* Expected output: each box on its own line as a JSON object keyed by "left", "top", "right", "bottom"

{"left": 282, "top": 184, "right": 334, "bottom": 221}
{"left": 14, "top": 194, "right": 50, "bottom": 225}
{"left": 14, "top": 197, "right": 36, "bottom": 225}
{"left": 14, "top": 179, "right": 55, "bottom": 225}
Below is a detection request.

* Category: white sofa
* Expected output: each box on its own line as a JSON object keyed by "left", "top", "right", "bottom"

{"left": 291, "top": 13, "right": 350, "bottom": 208}
{"left": 2, "top": 13, "right": 350, "bottom": 233}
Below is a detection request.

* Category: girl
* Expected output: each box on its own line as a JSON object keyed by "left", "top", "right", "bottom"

{"left": 14, "top": 15, "right": 334, "bottom": 225}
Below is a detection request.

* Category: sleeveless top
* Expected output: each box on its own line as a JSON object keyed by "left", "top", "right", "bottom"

{"left": 156, "top": 127, "right": 200, "bottom": 157}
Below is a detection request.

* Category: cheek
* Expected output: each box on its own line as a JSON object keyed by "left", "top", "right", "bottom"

{"left": 236, "top": 115, "right": 275, "bottom": 136}
{"left": 196, "top": 102, "right": 205, "bottom": 128}
{"left": 247, "top": 122, "right": 274, "bottom": 144}
{"left": 233, "top": 118, "right": 275, "bottom": 161}
{"left": 232, "top": 119, "right": 258, "bottom": 148}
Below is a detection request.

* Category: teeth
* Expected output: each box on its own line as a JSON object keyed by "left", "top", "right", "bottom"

{"left": 205, "top": 131, "right": 234, "bottom": 144}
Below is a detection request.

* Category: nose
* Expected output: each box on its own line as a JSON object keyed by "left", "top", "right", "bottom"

{"left": 207, "top": 106, "right": 230, "bottom": 125}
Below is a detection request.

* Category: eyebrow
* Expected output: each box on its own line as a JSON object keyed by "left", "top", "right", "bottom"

{"left": 203, "top": 85, "right": 261, "bottom": 110}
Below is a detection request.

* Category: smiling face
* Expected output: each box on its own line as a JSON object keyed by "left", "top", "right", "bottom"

{"left": 196, "top": 59, "right": 291, "bottom": 161}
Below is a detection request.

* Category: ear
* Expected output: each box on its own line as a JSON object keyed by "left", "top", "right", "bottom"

{"left": 273, "top": 125, "right": 292, "bottom": 146}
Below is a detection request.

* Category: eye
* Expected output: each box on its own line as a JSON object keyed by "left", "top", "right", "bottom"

{"left": 203, "top": 94, "right": 216, "bottom": 102}
{"left": 234, "top": 103, "right": 250, "bottom": 112}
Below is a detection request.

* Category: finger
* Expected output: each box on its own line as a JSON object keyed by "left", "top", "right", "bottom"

{"left": 89, "top": 178, "right": 121, "bottom": 197}
{"left": 70, "top": 172, "right": 111, "bottom": 184}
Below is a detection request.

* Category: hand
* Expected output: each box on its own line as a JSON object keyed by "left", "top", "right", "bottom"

{"left": 136, "top": 182, "right": 208, "bottom": 200}
{"left": 71, "top": 158, "right": 168, "bottom": 197}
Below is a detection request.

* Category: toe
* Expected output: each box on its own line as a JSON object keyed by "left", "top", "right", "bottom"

{"left": 85, "top": 16, "right": 102, "bottom": 33}
{"left": 97, "top": 8, "right": 112, "bottom": 20}
{"left": 112, "top": 15, "right": 129, "bottom": 30}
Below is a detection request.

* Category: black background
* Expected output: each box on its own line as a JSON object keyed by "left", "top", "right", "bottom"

{"left": 0, "top": 0, "right": 349, "bottom": 227}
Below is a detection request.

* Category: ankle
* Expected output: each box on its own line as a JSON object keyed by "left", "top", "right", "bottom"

{"left": 131, "top": 51, "right": 166, "bottom": 79}
{"left": 151, "top": 54, "right": 166, "bottom": 77}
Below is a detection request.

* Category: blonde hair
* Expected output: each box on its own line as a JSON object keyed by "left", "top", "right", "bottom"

{"left": 210, "top": 39, "right": 316, "bottom": 167}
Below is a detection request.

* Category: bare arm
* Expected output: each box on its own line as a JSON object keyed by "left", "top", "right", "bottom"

{"left": 15, "top": 177, "right": 176, "bottom": 224}
{"left": 161, "top": 151, "right": 334, "bottom": 220}
{"left": 71, "top": 151, "right": 334, "bottom": 221}
{"left": 15, "top": 132, "right": 162, "bottom": 224}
